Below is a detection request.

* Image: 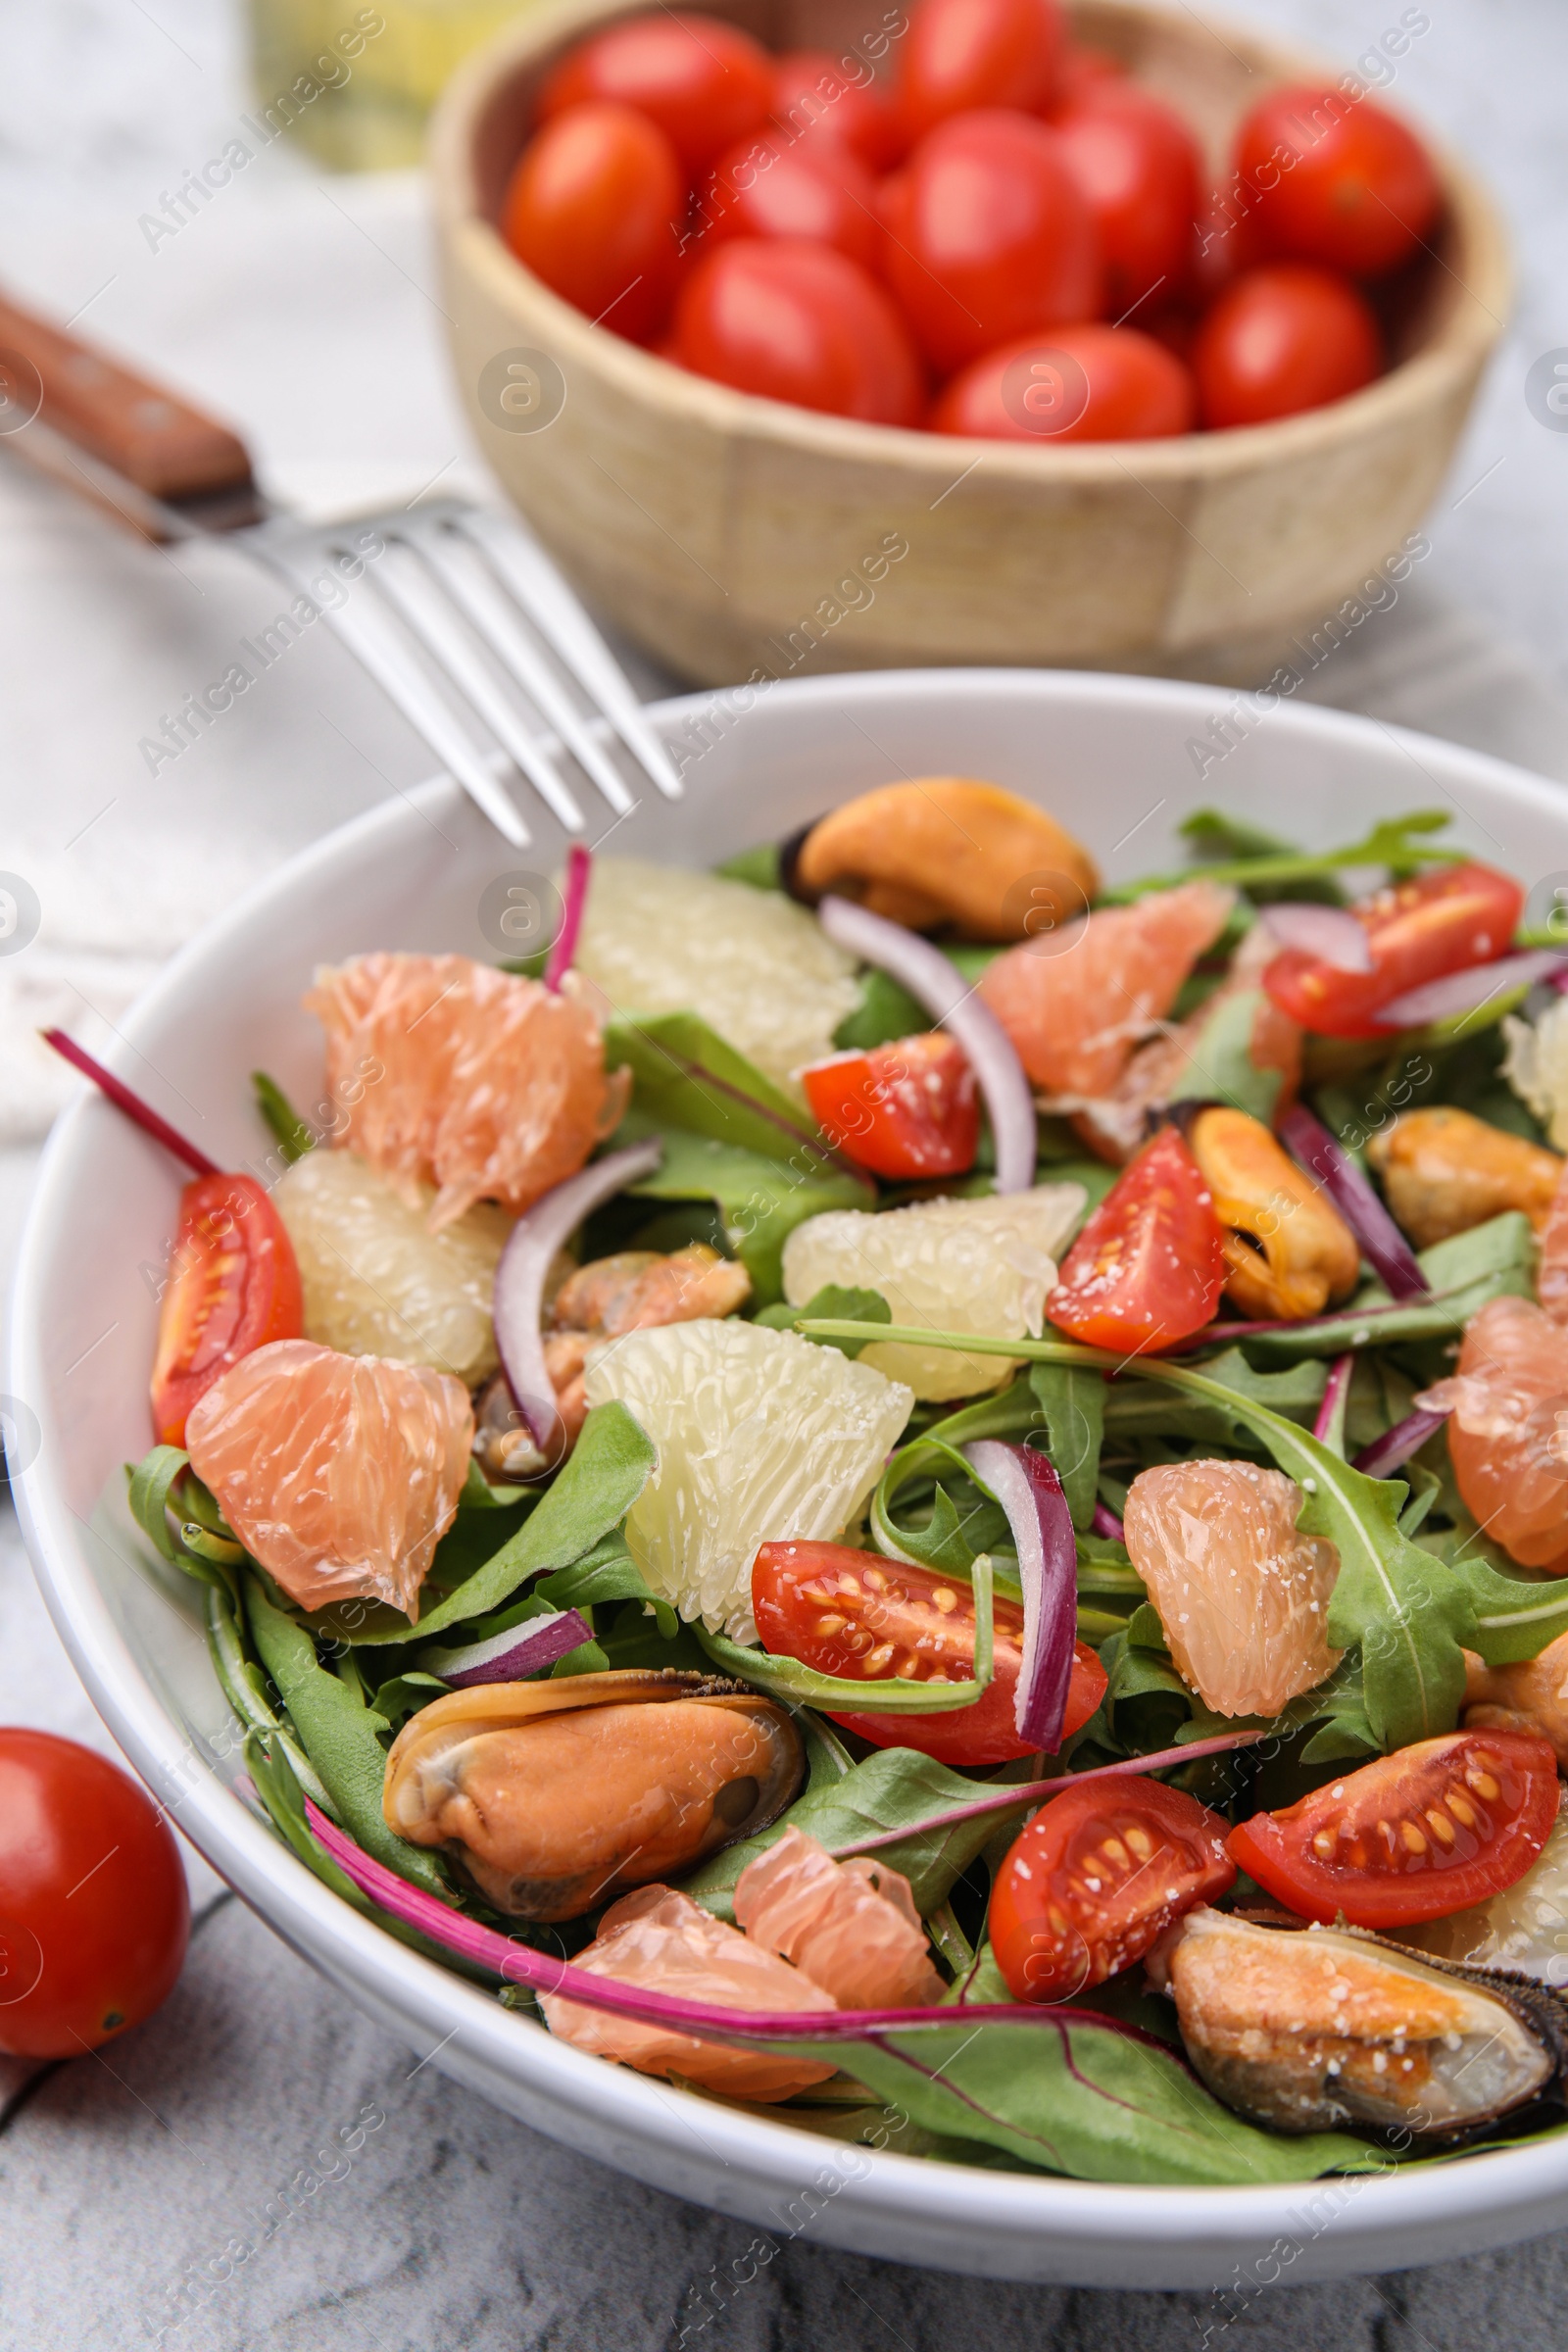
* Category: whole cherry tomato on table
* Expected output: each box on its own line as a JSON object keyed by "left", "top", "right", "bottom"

{"left": 500, "top": 100, "right": 685, "bottom": 344}
{"left": 1234, "top": 84, "right": 1441, "bottom": 276}
{"left": 673, "top": 238, "right": 925, "bottom": 423}
{"left": 1229, "top": 1731, "right": 1559, "bottom": 1929}
{"left": 537, "top": 10, "right": 772, "bottom": 176}
{"left": 151, "top": 1170, "right": 304, "bottom": 1446}
{"left": 800, "top": 1032, "right": 979, "bottom": 1178}
{"left": 1052, "top": 84, "right": 1202, "bottom": 316}
{"left": 1192, "top": 262, "right": 1380, "bottom": 428}
{"left": 1046, "top": 1125, "right": 1225, "bottom": 1353}
{"left": 700, "top": 130, "right": 879, "bottom": 267}
{"left": 933, "top": 322, "right": 1195, "bottom": 442}
{"left": 769, "top": 48, "right": 904, "bottom": 171}
{"left": 990, "top": 1775, "right": 1235, "bottom": 2001}
{"left": 751, "top": 1541, "right": 1107, "bottom": 1768}
{"left": 1261, "top": 860, "right": 1525, "bottom": 1038}
{"left": 0, "top": 1731, "right": 189, "bottom": 2057}
{"left": 894, "top": 0, "right": 1066, "bottom": 142}
{"left": 879, "top": 110, "right": 1102, "bottom": 375}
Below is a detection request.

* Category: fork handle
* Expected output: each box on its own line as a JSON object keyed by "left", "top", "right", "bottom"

{"left": 0, "top": 290, "right": 254, "bottom": 502}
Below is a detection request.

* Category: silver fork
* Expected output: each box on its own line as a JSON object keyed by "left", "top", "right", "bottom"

{"left": 0, "top": 288, "right": 682, "bottom": 846}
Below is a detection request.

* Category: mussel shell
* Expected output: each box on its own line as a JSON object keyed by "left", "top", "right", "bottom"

{"left": 1162, "top": 1906, "right": 1568, "bottom": 2140}
{"left": 382, "top": 1670, "right": 805, "bottom": 1921}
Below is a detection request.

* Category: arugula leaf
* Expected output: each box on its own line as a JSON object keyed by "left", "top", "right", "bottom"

{"left": 713, "top": 842, "right": 783, "bottom": 890}
{"left": 368, "top": 1672, "right": 450, "bottom": 1731}
{"left": 833, "top": 967, "right": 927, "bottom": 1051}
{"left": 1102, "top": 810, "right": 1461, "bottom": 903}
{"left": 537, "top": 1546, "right": 678, "bottom": 1638}
{"left": 614, "top": 1116, "right": 873, "bottom": 1304}
{"left": 1103, "top": 1348, "right": 1327, "bottom": 1442}
{"left": 126, "top": 1446, "right": 198, "bottom": 1567}
{"left": 697, "top": 1553, "right": 994, "bottom": 1712}
{"left": 1180, "top": 811, "right": 1343, "bottom": 905}
{"left": 1028, "top": 1363, "right": 1104, "bottom": 1530}
{"left": 757, "top": 1285, "right": 892, "bottom": 1354}
{"left": 312, "top": 1402, "right": 656, "bottom": 1646}
{"left": 251, "top": 1070, "right": 316, "bottom": 1162}
{"left": 1214, "top": 1213, "right": 1536, "bottom": 1363}
{"left": 604, "top": 1009, "right": 860, "bottom": 1178}
{"left": 1166, "top": 989, "right": 1284, "bottom": 1125}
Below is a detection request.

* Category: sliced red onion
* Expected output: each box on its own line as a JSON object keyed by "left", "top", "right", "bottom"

{"left": 964, "top": 1439, "right": 1077, "bottom": 1750}
{"left": 1259, "top": 904, "right": 1372, "bottom": 972}
{"left": 816, "top": 895, "right": 1036, "bottom": 1194}
{"left": 1370, "top": 949, "right": 1568, "bottom": 1031}
{"left": 1351, "top": 1405, "right": 1449, "bottom": 1480}
{"left": 1278, "top": 1103, "right": 1427, "bottom": 1301}
{"left": 1311, "top": 1351, "right": 1354, "bottom": 1448}
{"left": 493, "top": 1140, "right": 663, "bottom": 1456}
{"left": 417, "top": 1609, "right": 593, "bottom": 1686}
{"left": 41, "top": 1026, "right": 219, "bottom": 1177}
{"left": 1090, "top": 1500, "right": 1124, "bottom": 1544}
{"left": 544, "top": 844, "right": 591, "bottom": 994}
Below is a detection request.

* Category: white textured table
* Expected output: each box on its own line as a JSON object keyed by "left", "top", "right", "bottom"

{"left": 4, "top": 1, "right": 1568, "bottom": 2342}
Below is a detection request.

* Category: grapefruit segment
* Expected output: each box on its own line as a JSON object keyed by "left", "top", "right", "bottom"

{"left": 1419, "top": 1296, "right": 1568, "bottom": 1571}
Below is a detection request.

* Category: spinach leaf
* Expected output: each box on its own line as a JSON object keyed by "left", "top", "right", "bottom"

{"left": 615, "top": 1116, "right": 873, "bottom": 1304}
{"left": 1028, "top": 1363, "right": 1104, "bottom": 1530}
{"left": 1167, "top": 989, "right": 1284, "bottom": 1124}
{"left": 757, "top": 1285, "right": 892, "bottom": 1354}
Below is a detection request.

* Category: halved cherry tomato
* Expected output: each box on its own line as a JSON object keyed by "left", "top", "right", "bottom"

{"left": 800, "top": 1032, "right": 979, "bottom": 1178}
{"left": 1261, "top": 861, "right": 1525, "bottom": 1039}
{"left": 751, "top": 1540, "right": 1106, "bottom": 1768}
{"left": 538, "top": 11, "right": 772, "bottom": 177}
{"left": 501, "top": 100, "right": 685, "bottom": 344}
{"left": 1235, "top": 84, "right": 1441, "bottom": 278}
{"left": 150, "top": 1172, "right": 304, "bottom": 1446}
{"left": 990, "top": 1774, "right": 1234, "bottom": 2001}
{"left": 1046, "top": 1126, "right": 1225, "bottom": 1353}
{"left": 673, "top": 238, "right": 925, "bottom": 423}
{"left": 1192, "top": 263, "right": 1380, "bottom": 428}
{"left": 933, "top": 323, "right": 1195, "bottom": 443}
{"left": 769, "top": 49, "right": 904, "bottom": 171}
{"left": 700, "top": 130, "right": 879, "bottom": 268}
{"left": 894, "top": 0, "right": 1066, "bottom": 143}
{"left": 1052, "top": 84, "right": 1202, "bottom": 315}
{"left": 1228, "top": 1730, "right": 1559, "bottom": 1929}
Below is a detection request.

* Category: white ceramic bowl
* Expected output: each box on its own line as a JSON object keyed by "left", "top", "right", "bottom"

{"left": 12, "top": 670, "right": 1568, "bottom": 2287}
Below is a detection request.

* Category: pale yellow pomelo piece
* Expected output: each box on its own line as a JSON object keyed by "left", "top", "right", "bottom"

{"left": 568, "top": 856, "right": 859, "bottom": 1098}
{"left": 781, "top": 1185, "right": 1086, "bottom": 1400}
{"left": 582, "top": 1319, "right": 911, "bottom": 1641}
{"left": 274, "top": 1148, "right": 512, "bottom": 1386}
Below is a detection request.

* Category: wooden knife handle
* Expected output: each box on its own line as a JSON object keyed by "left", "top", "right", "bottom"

{"left": 0, "top": 291, "right": 254, "bottom": 502}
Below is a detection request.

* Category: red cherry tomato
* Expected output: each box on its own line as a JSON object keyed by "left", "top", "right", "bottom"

{"left": 933, "top": 322, "right": 1194, "bottom": 442}
{"left": 1192, "top": 262, "right": 1380, "bottom": 428}
{"left": 700, "top": 130, "right": 878, "bottom": 267}
{"left": 1261, "top": 860, "right": 1525, "bottom": 1040}
{"left": 150, "top": 1171, "right": 304, "bottom": 1447}
{"left": 0, "top": 1731, "right": 189, "bottom": 2057}
{"left": 800, "top": 1031, "right": 979, "bottom": 1178}
{"left": 751, "top": 1541, "right": 1106, "bottom": 1769}
{"left": 537, "top": 10, "right": 771, "bottom": 177}
{"left": 1047, "top": 1126, "right": 1225, "bottom": 1354}
{"left": 879, "top": 111, "right": 1101, "bottom": 374}
{"left": 990, "top": 1775, "right": 1234, "bottom": 2001}
{"left": 673, "top": 238, "right": 925, "bottom": 424}
{"left": 769, "top": 48, "right": 904, "bottom": 171}
{"left": 1044, "top": 43, "right": 1126, "bottom": 115}
{"left": 1228, "top": 1731, "right": 1559, "bottom": 1930}
{"left": 895, "top": 0, "right": 1066, "bottom": 143}
{"left": 1188, "top": 184, "right": 1274, "bottom": 305}
{"left": 501, "top": 101, "right": 684, "bottom": 344}
{"left": 1235, "top": 84, "right": 1441, "bottom": 276}
{"left": 1053, "top": 85, "right": 1202, "bottom": 315}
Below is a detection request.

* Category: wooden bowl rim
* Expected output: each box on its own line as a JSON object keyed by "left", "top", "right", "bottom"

{"left": 429, "top": 0, "right": 1514, "bottom": 485}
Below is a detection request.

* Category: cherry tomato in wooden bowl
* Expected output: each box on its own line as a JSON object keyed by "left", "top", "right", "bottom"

{"left": 751, "top": 1541, "right": 1106, "bottom": 1768}
{"left": 0, "top": 1731, "right": 189, "bottom": 2057}
{"left": 1052, "top": 83, "right": 1203, "bottom": 316}
{"left": 537, "top": 10, "right": 772, "bottom": 177}
{"left": 1261, "top": 860, "right": 1524, "bottom": 1039}
{"left": 893, "top": 0, "right": 1066, "bottom": 144}
{"left": 769, "top": 48, "right": 905, "bottom": 172}
{"left": 879, "top": 110, "right": 1102, "bottom": 375}
{"left": 800, "top": 1032, "right": 979, "bottom": 1179}
{"left": 1228, "top": 1731, "right": 1559, "bottom": 1929}
{"left": 1192, "top": 262, "right": 1381, "bottom": 429}
{"left": 1046, "top": 1125, "right": 1225, "bottom": 1354}
{"left": 700, "top": 130, "right": 879, "bottom": 269}
{"left": 991, "top": 1774, "right": 1234, "bottom": 2001}
{"left": 1234, "top": 84, "right": 1442, "bottom": 277}
{"left": 1043, "top": 43, "right": 1126, "bottom": 117}
{"left": 150, "top": 1171, "right": 304, "bottom": 1447}
{"left": 673, "top": 237, "right": 925, "bottom": 423}
{"left": 501, "top": 100, "right": 685, "bottom": 345}
{"left": 933, "top": 322, "right": 1195, "bottom": 443}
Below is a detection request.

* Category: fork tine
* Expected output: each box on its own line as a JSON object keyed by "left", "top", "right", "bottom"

{"left": 455, "top": 508, "right": 685, "bottom": 802}
{"left": 252, "top": 538, "right": 531, "bottom": 847}
{"left": 404, "top": 516, "right": 635, "bottom": 818}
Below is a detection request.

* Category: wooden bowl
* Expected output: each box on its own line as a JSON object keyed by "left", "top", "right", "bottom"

{"left": 430, "top": 0, "right": 1511, "bottom": 688}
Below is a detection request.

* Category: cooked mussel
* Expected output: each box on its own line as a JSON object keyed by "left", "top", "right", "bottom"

{"left": 1155, "top": 1905, "right": 1568, "bottom": 2138}
{"left": 381, "top": 1670, "right": 804, "bottom": 1921}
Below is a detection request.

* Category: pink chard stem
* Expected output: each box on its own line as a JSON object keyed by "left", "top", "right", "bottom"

{"left": 41, "top": 1026, "right": 218, "bottom": 1178}
{"left": 544, "top": 845, "right": 592, "bottom": 995}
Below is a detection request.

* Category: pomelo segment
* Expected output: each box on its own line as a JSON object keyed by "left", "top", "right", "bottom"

{"left": 581, "top": 1319, "right": 911, "bottom": 1639}
{"left": 1123, "top": 1457, "right": 1342, "bottom": 1717}
{"left": 305, "top": 953, "right": 618, "bottom": 1231}
{"left": 568, "top": 856, "right": 860, "bottom": 1097}
{"left": 978, "top": 877, "right": 1236, "bottom": 1097}
{"left": 274, "top": 1148, "right": 512, "bottom": 1385}
{"left": 782, "top": 1184, "right": 1085, "bottom": 1398}
{"left": 184, "top": 1338, "right": 473, "bottom": 1618}
{"left": 1419, "top": 1297, "right": 1568, "bottom": 1571}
